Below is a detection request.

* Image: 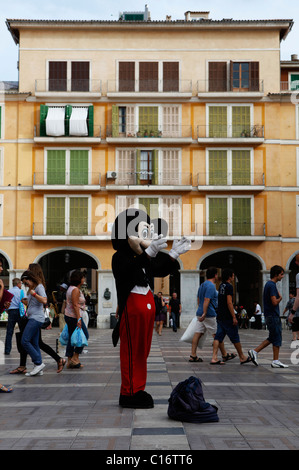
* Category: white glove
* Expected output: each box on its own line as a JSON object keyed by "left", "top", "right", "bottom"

{"left": 169, "top": 237, "right": 191, "bottom": 259}
{"left": 145, "top": 234, "right": 168, "bottom": 258}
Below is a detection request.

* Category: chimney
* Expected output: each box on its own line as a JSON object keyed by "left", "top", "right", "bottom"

{"left": 166, "top": 15, "right": 172, "bottom": 21}
{"left": 291, "top": 54, "right": 298, "bottom": 61}
{"left": 184, "top": 11, "right": 209, "bottom": 21}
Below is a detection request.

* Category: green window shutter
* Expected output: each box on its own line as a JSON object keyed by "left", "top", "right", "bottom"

{"left": 112, "top": 105, "right": 119, "bottom": 137}
{"left": 209, "top": 107, "right": 227, "bottom": 138}
{"left": 139, "top": 197, "right": 159, "bottom": 219}
{"left": 138, "top": 107, "right": 159, "bottom": 135}
{"left": 136, "top": 149, "right": 141, "bottom": 184}
{"left": 232, "top": 106, "right": 250, "bottom": 137}
{"left": 209, "top": 198, "right": 227, "bottom": 235}
{"left": 290, "top": 74, "right": 299, "bottom": 91}
{"left": 47, "top": 150, "right": 66, "bottom": 184}
{"left": 232, "top": 198, "right": 251, "bottom": 235}
{"left": 69, "top": 197, "right": 88, "bottom": 235}
{"left": 65, "top": 105, "right": 72, "bottom": 136}
{"left": 47, "top": 197, "right": 65, "bottom": 235}
{"left": 40, "top": 105, "right": 48, "bottom": 137}
{"left": 152, "top": 149, "right": 159, "bottom": 185}
{"left": 209, "top": 150, "right": 227, "bottom": 185}
{"left": 88, "top": 105, "right": 94, "bottom": 136}
{"left": 232, "top": 150, "right": 251, "bottom": 185}
{"left": 70, "top": 150, "right": 89, "bottom": 184}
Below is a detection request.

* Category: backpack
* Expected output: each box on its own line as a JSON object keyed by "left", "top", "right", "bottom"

{"left": 167, "top": 376, "right": 219, "bottom": 423}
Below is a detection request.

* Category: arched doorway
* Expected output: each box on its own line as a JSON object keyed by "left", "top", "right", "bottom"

{"left": 0, "top": 252, "right": 11, "bottom": 288}
{"left": 199, "top": 249, "right": 264, "bottom": 315}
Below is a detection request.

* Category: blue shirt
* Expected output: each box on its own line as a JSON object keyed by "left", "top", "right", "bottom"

{"left": 196, "top": 280, "right": 218, "bottom": 318}
{"left": 8, "top": 286, "right": 23, "bottom": 310}
{"left": 263, "top": 280, "right": 280, "bottom": 318}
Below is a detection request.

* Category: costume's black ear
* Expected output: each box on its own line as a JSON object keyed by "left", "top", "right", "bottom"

{"left": 111, "top": 208, "right": 150, "bottom": 251}
{"left": 152, "top": 218, "right": 168, "bottom": 237}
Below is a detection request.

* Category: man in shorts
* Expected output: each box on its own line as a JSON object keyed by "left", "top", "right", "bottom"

{"left": 211, "top": 268, "right": 251, "bottom": 365}
{"left": 189, "top": 266, "right": 235, "bottom": 363}
{"left": 249, "top": 265, "right": 288, "bottom": 368}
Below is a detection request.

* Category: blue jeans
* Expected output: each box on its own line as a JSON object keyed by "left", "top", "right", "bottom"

{"left": 5, "top": 308, "right": 22, "bottom": 354}
{"left": 64, "top": 315, "right": 89, "bottom": 357}
{"left": 21, "top": 318, "right": 43, "bottom": 365}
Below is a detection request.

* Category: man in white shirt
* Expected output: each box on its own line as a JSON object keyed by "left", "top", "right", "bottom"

{"left": 253, "top": 301, "right": 262, "bottom": 330}
{"left": 4, "top": 278, "right": 25, "bottom": 355}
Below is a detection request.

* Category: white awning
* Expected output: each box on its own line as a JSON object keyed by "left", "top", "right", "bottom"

{"left": 45, "top": 107, "right": 65, "bottom": 136}
{"left": 69, "top": 107, "right": 88, "bottom": 136}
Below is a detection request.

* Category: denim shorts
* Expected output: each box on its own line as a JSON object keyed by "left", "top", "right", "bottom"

{"left": 214, "top": 319, "right": 240, "bottom": 344}
{"left": 265, "top": 316, "right": 282, "bottom": 347}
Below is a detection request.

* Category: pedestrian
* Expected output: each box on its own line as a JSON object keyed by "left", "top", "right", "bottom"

{"left": 4, "top": 278, "right": 25, "bottom": 355}
{"left": 64, "top": 270, "right": 89, "bottom": 369}
{"left": 211, "top": 268, "right": 251, "bottom": 365}
{"left": 154, "top": 291, "right": 166, "bottom": 336}
{"left": 253, "top": 301, "right": 262, "bottom": 330}
{"left": 249, "top": 265, "right": 288, "bottom": 368}
{"left": 286, "top": 255, "right": 299, "bottom": 343}
{"left": 283, "top": 292, "right": 299, "bottom": 343}
{"left": 169, "top": 292, "right": 181, "bottom": 332}
{"left": 20, "top": 270, "right": 47, "bottom": 376}
{"left": 190, "top": 266, "right": 236, "bottom": 363}
{"left": 239, "top": 306, "right": 248, "bottom": 329}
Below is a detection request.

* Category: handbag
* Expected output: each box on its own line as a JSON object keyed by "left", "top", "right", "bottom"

{"left": 40, "top": 306, "right": 51, "bottom": 329}
{"left": 19, "top": 289, "right": 26, "bottom": 317}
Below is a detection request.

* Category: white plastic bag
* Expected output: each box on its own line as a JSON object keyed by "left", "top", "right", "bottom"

{"left": 180, "top": 316, "right": 206, "bottom": 348}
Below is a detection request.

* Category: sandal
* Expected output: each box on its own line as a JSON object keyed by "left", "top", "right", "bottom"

{"left": 57, "top": 358, "right": 66, "bottom": 373}
{"left": 189, "top": 355, "right": 203, "bottom": 363}
{"left": 67, "top": 360, "right": 84, "bottom": 369}
{"left": 222, "top": 353, "right": 237, "bottom": 362}
{"left": 0, "top": 385, "right": 13, "bottom": 393}
{"left": 240, "top": 356, "right": 252, "bottom": 365}
{"left": 10, "top": 367, "right": 27, "bottom": 375}
{"left": 210, "top": 360, "right": 226, "bottom": 365}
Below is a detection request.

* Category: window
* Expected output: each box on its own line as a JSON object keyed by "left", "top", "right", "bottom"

{"left": 208, "top": 105, "right": 252, "bottom": 138}
{"left": 46, "top": 149, "right": 90, "bottom": 185}
{"left": 0, "top": 194, "right": 3, "bottom": 237}
{"left": 208, "top": 196, "right": 252, "bottom": 236}
{"left": 0, "top": 104, "right": 4, "bottom": 139}
{"left": 0, "top": 148, "right": 3, "bottom": 185}
{"left": 208, "top": 61, "right": 259, "bottom": 92}
{"left": 48, "top": 61, "right": 90, "bottom": 92}
{"left": 40, "top": 105, "right": 94, "bottom": 137}
{"left": 46, "top": 196, "right": 89, "bottom": 235}
{"left": 118, "top": 61, "right": 179, "bottom": 92}
{"left": 116, "top": 195, "right": 181, "bottom": 236}
{"left": 208, "top": 149, "right": 252, "bottom": 185}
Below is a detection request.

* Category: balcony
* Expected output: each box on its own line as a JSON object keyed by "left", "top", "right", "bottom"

{"left": 35, "top": 79, "right": 102, "bottom": 98}
{"left": 32, "top": 221, "right": 109, "bottom": 240}
{"left": 187, "top": 222, "right": 266, "bottom": 241}
{"left": 106, "top": 79, "right": 193, "bottom": 99}
{"left": 33, "top": 172, "right": 101, "bottom": 191}
{"left": 197, "top": 172, "right": 265, "bottom": 191}
{"left": 197, "top": 79, "right": 264, "bottom": 98}
{"left": 106, "top": 125, "right": 193, "bottom": 143}
{"left": 106, "top": 170, "right": 193, "bottom": 190}
{"left": 34, "top": 122, "right": 102, "bottom": 143}
{"left": 280, "top": 81, "right": 299, "bottom": 92}
{"left": 197, "top": 124, "right": 264, "bottom": 144}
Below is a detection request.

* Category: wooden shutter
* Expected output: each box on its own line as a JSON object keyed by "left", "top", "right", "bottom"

{"left": 40, "top": 105, "right": 48, "bottom": 137}
{"left": 151, "top": 150, "right": 159, "bottom": 185}
{"left": 71, "top": 62, "right": 89, "bottom": 91}
{"left": 162, "top": 105, "right": 180, "bottom": 137}
{"left": 162, "top": 150, "right": 180, "bottom": 184}
{"left": 209, "top": 198, "right": 227, "bottom": 235}
{"left": 64, "top": 105, "right": 72, "bottom": 136}
{"left": 232, "top": 198, "right": 251, "bottom": 235}
{"left": 209, "top": 150, "right": 227, "bottom": 185}
{"left": 139, "top": 62, "right": 158, "bottom": 92}
{"left": 139, "top": 197, "right": 159, "bottom": 219}
{"left": 209, "top": 62, "right": 227, "bottom": 91}
{"left": 70, "top": 150, "right": 89, "bottom": 185}
{"left": 209, "top": 107, "right": 227, "bottom": 137}
{"left": 232, "top": 150, "right": 251, "bottom": 185}
{"left": 46, "top": 197, "right": 65, "bottom": 235}
{"left": 163, "top": 62, "right": 179, "bottom": 92}
{"left": 119, "top": 62, "right": 135, "bottom": 91}
{"left": 88, "top": 105, "right": 94, "bottom": 136}
{"left": 139, "top": 106, "right": 159, "bottom": 135}
{"left": 161, "top": 196, "right": 181, "bottom": 237}
{"left": 117, "top": 150, "right": 135, "bottom": 184}
{"left": 111, "top": 105, "right": 119, "bottom": 137}
{"left": 47, "top": 150, "right": 66, "bottom": 185}
{"left": 49, "top": 61, "right": 67, "bottom": 91}
{"left": 232, "top": 106, "right": 250, "bottom": 137}
{"left": 249, "top": 62, "right": 259, "bottom": 91}
{"left": 69, "top": 197, "right": 88, "bottom": 235}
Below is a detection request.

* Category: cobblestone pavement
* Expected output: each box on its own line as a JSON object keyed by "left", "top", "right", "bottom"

{"left": 0, "top": 324, "right": 299, "bottom": 451}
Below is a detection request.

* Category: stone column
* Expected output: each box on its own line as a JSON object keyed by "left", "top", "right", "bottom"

{"left": 179, "top": 270, "right": 199, "bottom": 327}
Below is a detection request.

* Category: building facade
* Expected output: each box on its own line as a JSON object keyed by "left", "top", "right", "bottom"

{"left": 2, "top": 9, "right": 299, "bottom": 326}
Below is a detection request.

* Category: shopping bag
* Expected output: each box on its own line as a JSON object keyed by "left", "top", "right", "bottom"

{"left": 179, "top": 316, "right": 206, "bottom": 348}
{"left": 71, "top": 326, "right": 88, "bottom": 347}
{"left": 59, "top": 324, "right": 69, "bottom": 346}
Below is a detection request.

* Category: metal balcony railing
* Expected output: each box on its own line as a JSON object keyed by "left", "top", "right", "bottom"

{"left": 34, "top": 122, "right": 101, "bottom": 138}
{"left": 32, "top": 221, "right": 98, "bottom": 237}
{"left": 185, "top": 222, "right": 266, "bottom": 237}
{"left": 107, "top": 170, "right": 192, "bottom": 186}
{"left": 35, "top": 79, "right": 102, "bottom": 93}
{"left": 197, "top": 124, "right": 264, "bottom": 139}
{"left": 197, "top": 172, "right": 265, "bottom": 186}
{"left": 33, "top": 172, "right": 101, "bottom": 186}
{"left": 280, "top": 81, "right": 299, "bottom": 92}
{"left": 197, "top": 79, "right": 264, "bottom": 93}
{"left": 107, "top": 79, "right": 192, "bottom": 94}
{"left": 106, "top": 124, "right": 192, "bottom": 139}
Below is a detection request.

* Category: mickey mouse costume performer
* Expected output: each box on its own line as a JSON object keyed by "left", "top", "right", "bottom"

{"left": 111, "top": 208, "right": 191, "bottom": 409}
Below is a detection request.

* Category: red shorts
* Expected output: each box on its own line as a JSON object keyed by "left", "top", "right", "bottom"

{"left": 119, "top": 291, "right": 155, "bottom": 396}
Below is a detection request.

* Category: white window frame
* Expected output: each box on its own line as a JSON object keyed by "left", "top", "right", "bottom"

{"left": 205, "top": 147, "right": 254, "bottom": 185}
{"left": 206, "top": 195, "right": 254, "bottom": 236}
{"left": 46, "top": 60, "right": 91, "bottom": 92}
{"left": 206, "top": 103, "right": 253, "bottom": 138}
{"left": 0, "top": 147, "right": 3, "bottom": 186}
{"left": 0, "top": 194, "right": 3, "bottom": 237}
{"left": 44, "top": 147, "right": 92, "bottom": 185}
{"left": 0, "top": 103, "right": 4, "bottom": 140}
{"left": 43, "top": 195, "right": 92, "bottom": 235}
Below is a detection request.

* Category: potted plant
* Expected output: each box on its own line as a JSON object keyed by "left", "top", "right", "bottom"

{"left": 144, "top": 129, "right": 148, "bottom": 137}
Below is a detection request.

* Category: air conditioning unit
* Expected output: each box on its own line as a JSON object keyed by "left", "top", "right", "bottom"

{"left": 107, "top": 171, "right": 117, "bottom": 179}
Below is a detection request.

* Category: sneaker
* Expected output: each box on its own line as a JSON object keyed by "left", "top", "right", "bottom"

{"left": 271, "top": 360, "right": 289, "bottom": 368}
{"left": 248, "top": 349, "right": 258, "bottom": 366}
{"left": 28, "top": 363, "right": 45, "bottom": 376}
{"left": 25, "top": 370, "right": 44, "bottom": 377}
